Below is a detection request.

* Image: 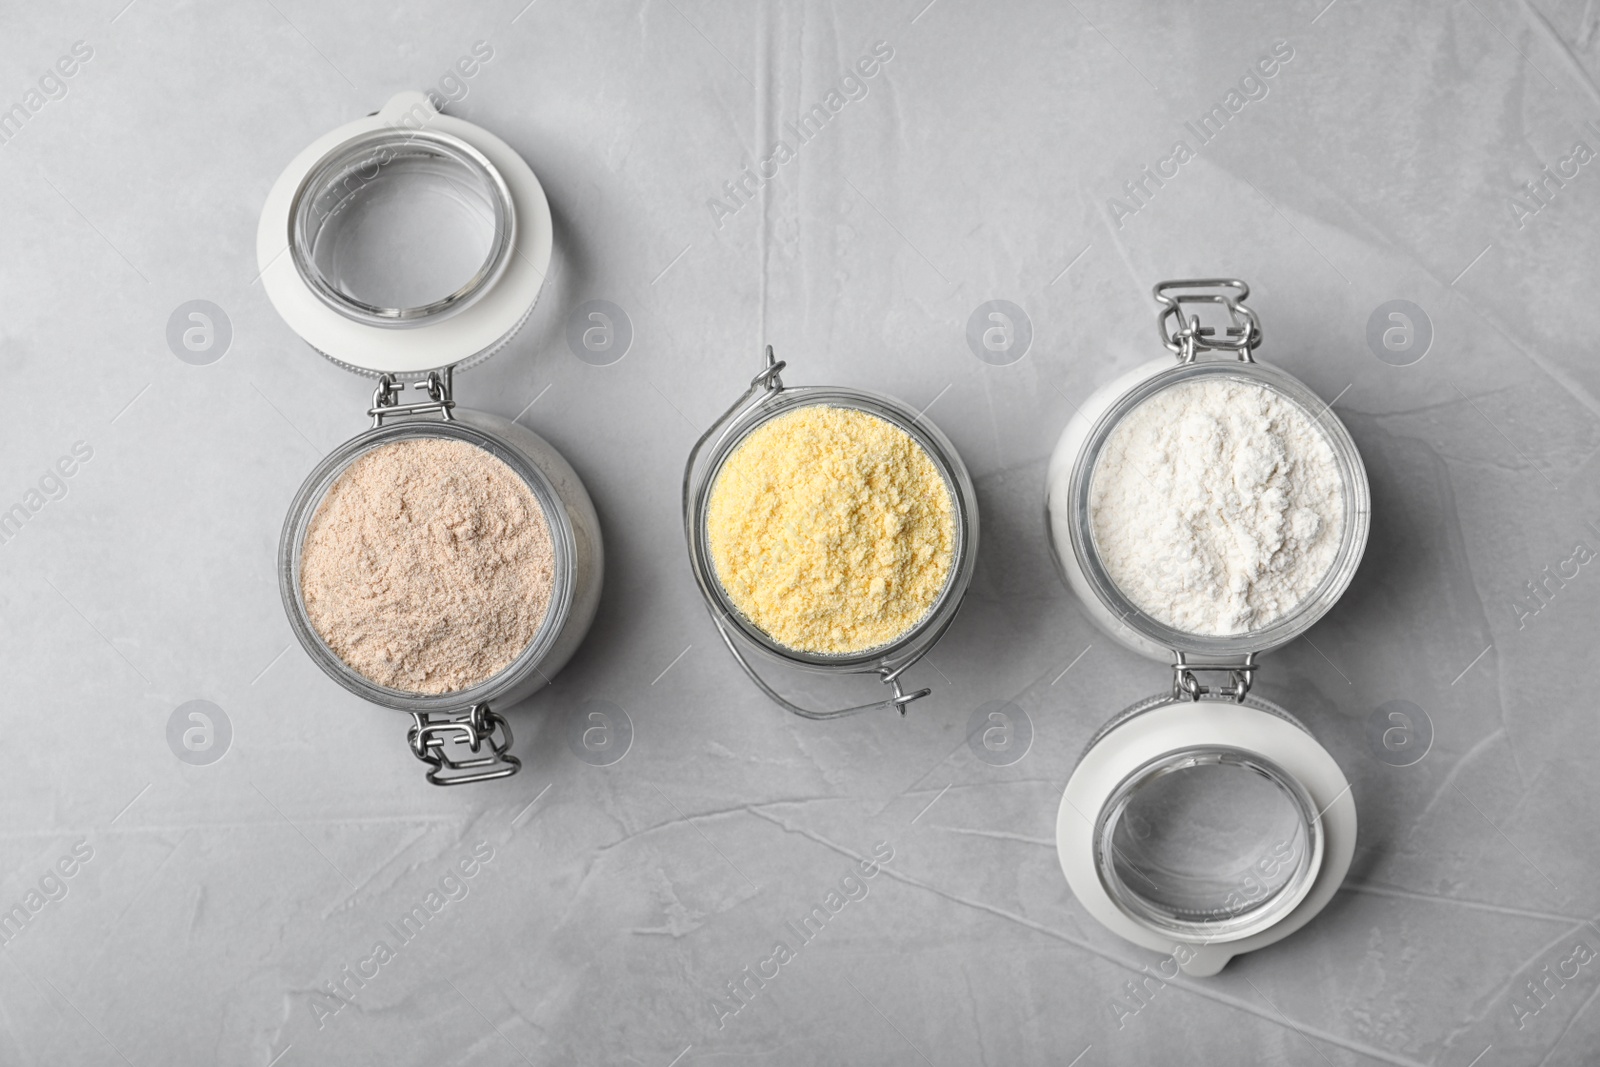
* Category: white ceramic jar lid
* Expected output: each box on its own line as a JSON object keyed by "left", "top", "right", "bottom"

{"left": 1056, "top": 693, "right": 1355, "bottom": 976}
{"left": 256, "top": 91, "right": 551, "bottom": 374}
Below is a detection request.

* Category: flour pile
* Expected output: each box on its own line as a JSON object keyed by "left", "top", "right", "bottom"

{"left": 299, "top": 437, "right": 555, "bottom": 694}
{"left": 1087, "top": 378, "right": 1345, "bottom": 635}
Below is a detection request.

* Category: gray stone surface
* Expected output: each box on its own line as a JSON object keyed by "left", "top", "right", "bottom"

{"left": 3, "top": 1, "right": 1599, "bottom": 1064}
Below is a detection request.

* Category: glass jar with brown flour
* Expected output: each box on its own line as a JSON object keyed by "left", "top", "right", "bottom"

{"left": 1044, "top": 280, "right": 1369, "bottom": 974}
{"left": 259, "top": 92, "right": 602, "bottom": 785}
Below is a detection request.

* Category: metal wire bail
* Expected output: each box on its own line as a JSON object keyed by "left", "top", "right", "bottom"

{"left": 1153, "top": 278, "right": 1261, "bottom": 363}
{"left": 407, "top": 703, "right": 521, "bottom": 785}
{"left": 1171, "top": 652, "right": 1257, "bottom": 703}
{"left": 370, "top": 366, "right": 458, "bottom": 427}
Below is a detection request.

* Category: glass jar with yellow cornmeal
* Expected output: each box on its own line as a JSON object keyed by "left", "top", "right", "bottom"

{"left": 683, "top": 348, "right": 979, "bottom": 719}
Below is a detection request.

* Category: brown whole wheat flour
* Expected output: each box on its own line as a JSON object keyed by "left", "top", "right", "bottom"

{"left": 299, "top": 437, "right": 556, "bottom": 694}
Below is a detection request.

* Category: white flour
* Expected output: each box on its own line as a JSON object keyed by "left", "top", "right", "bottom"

{"left": 1085, "top": 377, "right": 1345, "bottom": 635}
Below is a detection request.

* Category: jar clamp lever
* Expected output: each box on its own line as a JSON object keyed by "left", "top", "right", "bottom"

{"left": 682, "top": 346, "right": 936, "bottom": 720}
{"left": 369, "top": 367, "right": 457, "bottom": 427}
{"left": 1154, "top": 278, "right": 1261, "bottom": 363}
{"left": 408, "top": 704, "right": 521, "bottom": 786}
{"left": 1171, "top": 651, "right": 1257, "bottom": 703}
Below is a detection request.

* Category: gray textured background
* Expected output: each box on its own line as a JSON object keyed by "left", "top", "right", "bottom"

{"left": 3, "top": 1, "right": 1599, "bottom": 1064}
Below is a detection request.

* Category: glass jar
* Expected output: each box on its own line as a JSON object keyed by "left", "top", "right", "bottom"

{"left": 258, "top": 92, "right": 603, "bottom": 784}
{"left": 682, "top": 348, "right": 979, "bottom": 718}
{"left": 1045, "top": 280, "right": 1367, "bottom": 974}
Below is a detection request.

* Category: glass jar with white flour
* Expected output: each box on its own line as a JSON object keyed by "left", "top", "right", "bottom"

{"left": 1046, "top": 280, "right": 1370, "bottom": 975}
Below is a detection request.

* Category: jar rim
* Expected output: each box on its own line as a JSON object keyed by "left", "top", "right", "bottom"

{"left": 1092, "top": 744, "right": 1323, "bottom": 941}
{"left": 277, "top": 417, "right": 577, "bottom": 713}
{"left": 1065, "top": 359, "right": 1371, "bottom": 658}
{"left": 288, "top": 127, "right": 516, "bottom": 329}
{"left": 686, "top": 386, "right": 979, "bottom": 672}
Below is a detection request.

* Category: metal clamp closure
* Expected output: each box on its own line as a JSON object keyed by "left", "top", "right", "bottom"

{"left": 407, "top": 703, "right": 520, "bottom": 785}
{"left": 1154, "top": 278, "right": 1261, "bottom": 363}
{"left": 1172, "top": 651, "right": 1257, "bottom": 703}
{"left": 878, "top": 660, "right": 930, "bottom": 714}
{"left": 370, "top": 367, "right": 457, "bottom": 427}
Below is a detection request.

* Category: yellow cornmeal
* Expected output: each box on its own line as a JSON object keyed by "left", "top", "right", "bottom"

{"left": 707, "top": 405, "right": 956, "bottom": 654}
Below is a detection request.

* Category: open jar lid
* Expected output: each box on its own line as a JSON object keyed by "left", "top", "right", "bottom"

{"left": 1056, "top": 690, "right": 1355, "bottom": 976}
{"left": 256, "top": 91, "right": 551, "bottom": 375}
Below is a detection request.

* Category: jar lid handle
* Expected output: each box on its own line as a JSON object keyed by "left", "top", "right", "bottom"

{"left": 375, "top": 89, "right": 439, "bottom": 125}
